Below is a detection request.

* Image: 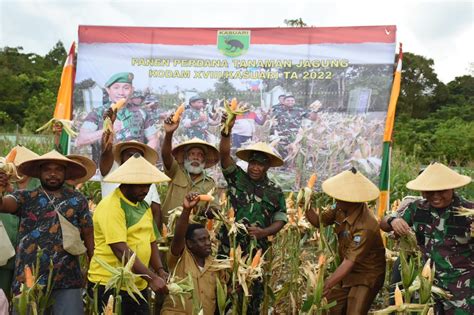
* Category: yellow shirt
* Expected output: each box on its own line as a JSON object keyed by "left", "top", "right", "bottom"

{"left": 161, "top": 247, "right": 220, "bottom": 315}
{"left": 88, "top": 188, "right": 156, "bottom": 290}
{"left": 162, "top": 159, "right": 218, "bottom": 223}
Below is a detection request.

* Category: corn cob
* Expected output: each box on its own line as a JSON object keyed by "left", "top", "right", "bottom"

{"left": 111, "top": 98, "right": 127, "bottom": 111}
{"left": 171, "top": 103, "right": 185, "bottom": 123}
{"left": 221, "top": 98, "right": 248, "bottom": 135}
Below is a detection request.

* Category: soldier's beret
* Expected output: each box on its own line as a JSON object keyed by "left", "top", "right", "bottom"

{"left": 105, "top": 72, "right": 134, "bottom": 87}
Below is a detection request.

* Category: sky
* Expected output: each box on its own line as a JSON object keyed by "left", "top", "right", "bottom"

{"left": 0, "top": 0, "right": 472, "bottom": 83}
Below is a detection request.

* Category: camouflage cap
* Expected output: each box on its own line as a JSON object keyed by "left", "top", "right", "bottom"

{"left": 131, "top": 91, "right": 145, "bottom": 99}
{"left": 248, "top": 151, "right": 270, "bottom": 165}
{"left": 105, "top": 72, "right": 134, "bottom": 87}
{"left": 189, "top": 95, "right": 207, "bottom": 104}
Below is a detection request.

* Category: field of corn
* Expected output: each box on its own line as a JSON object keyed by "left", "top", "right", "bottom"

{"left": 1, "top": 135, "right": 473, "bottom": 315}
{"left": 10, "top": 177, "right": 464, "bottom": 315}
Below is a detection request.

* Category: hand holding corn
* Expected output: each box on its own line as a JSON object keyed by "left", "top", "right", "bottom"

{"left": 149, "top": 274, "right": 169, "bottom": 294}
{"left": 390, "top": 218, "right": 412, "bottom": 236}
{"left": 220, "top": 98, "right": 248, "bottom": 136}
{"left": 164, "top": 115, "right": 180, "bottom": 134}
{"left": 183, "top": 192, "right": 200, "bottom": 211}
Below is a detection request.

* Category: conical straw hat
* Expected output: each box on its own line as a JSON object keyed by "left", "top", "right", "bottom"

{"left": 322, "top": 168, "right": 380, "bottom": 202}
{"left": 11, "top": 145, "right": 39, "bottom": 166}
{"left": 104, "top": 154, "right": 171, "bottom": 184}
{"left": 406, "top": 162, "right": 471, "bottom": 191}
{"left": 67, "top": 154, "right": 97, "bottom": 183}
{"left": 172, "top": 138, "right": 219, "bottom": 168}
{"left": 236, "top": 142, "right": 284, "bottom": 167}
{"left": 112, "top": 140, "right": 159, "bottom": 165}
{"left": 18, "top": 150, "right": 87, "bottom": 180}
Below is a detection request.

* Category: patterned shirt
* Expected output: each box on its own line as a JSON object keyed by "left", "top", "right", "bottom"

{"left": 81, "top": 102, "right": 157, "bottom": 144}
{"left": 270, "top": 104, "right": 305, "bottom": 142}
{"left": 181, "top": 106, "right": 209, "bottom": 140}
{"left": 401, "top": 196, "right": 473, "bottom": 314}
{"left": 219, "top": 164, "right": 287, "bottom": 253}
{"left": 9, "top": 186, "right": 92, "bottom": 294}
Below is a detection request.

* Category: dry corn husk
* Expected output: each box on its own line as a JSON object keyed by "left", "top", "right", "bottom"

{"left": 36, "top": 118, "right": 77, "bottom": 137}
{"left": 221, "top": 98, "right": 249, "bottom": 135}
{"left": 453, "top": 206, "right": 474, "bottom": 217}
{"left": 93, "top": 252, "right": 146, "bottom": 303}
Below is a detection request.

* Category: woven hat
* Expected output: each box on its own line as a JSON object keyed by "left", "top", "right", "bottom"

{"left": 18, "top": 150, "right": 87, "bottom": 180}
{"left": 104, "top": 154, "right": 170, "bottom": 184}
{"left": 112, "top": 140, "right": 159, "bottom": 165}
{"left": 236, "top": 142, "right": 284, "bottom": 167}
{"left": 172, "top": 138, "right": 219, "bottom": 168}
{"left": 322, "top": 168, "right": 380, "bottom": 202}
{"left": 406, "top": 162, "right": 471, "bottom": 191}
{"left": 11, "top": 145, "right": 39, "bottom": 166}
{"left": 66, "top": 154, "right": 97, "bottom": 183}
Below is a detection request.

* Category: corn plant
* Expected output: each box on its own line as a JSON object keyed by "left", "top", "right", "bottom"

{"left": 92, "top": 252, "right": 146, "bottom": 314}
{"left": 13, "top": 248, "right": 54, "bottom": 315}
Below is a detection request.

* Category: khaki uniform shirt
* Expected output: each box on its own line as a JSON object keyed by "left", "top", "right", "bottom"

{"left": 161, "top": 247, "right": 219, "bottom": 315}
{"left": 321, "top": 204, "right": 385, "bottom": 287}
{"left": 162, "top": 159, "right": 218, "bottom": 222}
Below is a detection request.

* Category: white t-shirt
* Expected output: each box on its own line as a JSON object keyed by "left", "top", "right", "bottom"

{"left": 101, "top": 162, "right": 161, "bottom": 206}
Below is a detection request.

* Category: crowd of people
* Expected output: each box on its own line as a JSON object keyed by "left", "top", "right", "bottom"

{"left": 0, "top": 73, "right": 472, "bottom": 315}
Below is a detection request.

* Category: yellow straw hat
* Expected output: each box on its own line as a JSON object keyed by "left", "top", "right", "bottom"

{"left": 172, "top": 138, "right": 220, "bottom": 168}
{"left": 406, "top": 162, "right": 471, "bottom": 191}
{"left": 104, "top": 153, "right": 170, "bottom": 184}
{"left": 322, "top": 168, "right": 380, "bottom": 202}
{"left": 66, "top": 154, "right": 97, "bottom": 183}
{"left": 236, "top": 142, "right": 284, "bottom": 167}
{"left": 112, "top": 140, "right": 159, "bottom": 165}
{"left": 11, "top": 145, "right": 39, "bottom": 166}
{"left": 18, "top": 150, "right": 87, "bottom": 180}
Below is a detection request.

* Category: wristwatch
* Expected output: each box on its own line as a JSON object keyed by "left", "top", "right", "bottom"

{"left": 387, "top": 216, "right": 397, "bottom": 227}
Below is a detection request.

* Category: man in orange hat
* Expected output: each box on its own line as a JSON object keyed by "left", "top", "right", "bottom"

{"left": 381, "top": 162, "right": 473, "bottom": 314}
{"left": 0, "top": 150, "right": 94, "bottom": 315}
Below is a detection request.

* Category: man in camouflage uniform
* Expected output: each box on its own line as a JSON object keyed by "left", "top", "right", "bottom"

{"left": 219, "top": 113, "right": 287, "bottom": 314}
{"left": 181, "top": 95, "right": 209, "bottom": 140}
{"left": 77, "top": 72, "right": 158, "bottom": 153}
{"left": 381, "top": 162, "right": 473, "bottom": 315}
{"left": 270, "top": 95, "right": 305, "bottom": 156}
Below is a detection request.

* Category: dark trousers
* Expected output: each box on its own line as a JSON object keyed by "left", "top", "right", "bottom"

{"left": 87, "top": 281, "right": 149, "bottom": 315}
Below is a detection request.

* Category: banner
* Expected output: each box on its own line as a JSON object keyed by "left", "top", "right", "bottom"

{"left": 72, "top": 26, "right": 397, "bottom": 189}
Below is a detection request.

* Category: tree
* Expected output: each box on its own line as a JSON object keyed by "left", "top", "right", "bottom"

{"left": 397, "top": 52, "right": 441, "bottom": 118}
{"left": 214, "top": 77, "right": 237, "bottom": 99}
{"left": 284, "top": 18, "right": 307, "bottom": 27}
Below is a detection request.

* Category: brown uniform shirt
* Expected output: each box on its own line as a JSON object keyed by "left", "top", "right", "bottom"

{"left": 161, "top": 159, "right": 219, "bottom": 222}
{"left": 161, "top": 247, "right": 220, "bottom": 315}
{"left": 321, "top": 203, "right": 386, "bottom": 287}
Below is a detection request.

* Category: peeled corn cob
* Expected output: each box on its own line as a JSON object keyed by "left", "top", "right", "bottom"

{"left": 171, "top": 103, "right": 185, "bottom": 123}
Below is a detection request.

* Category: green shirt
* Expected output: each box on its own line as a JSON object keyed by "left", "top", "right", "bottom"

{"left": 219, "top": 164, "right": 287, "bottom": 253}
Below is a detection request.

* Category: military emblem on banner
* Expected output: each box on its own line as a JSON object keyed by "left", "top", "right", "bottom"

{"left": 217, "top": 30, "right": 250, "bottom": 57}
